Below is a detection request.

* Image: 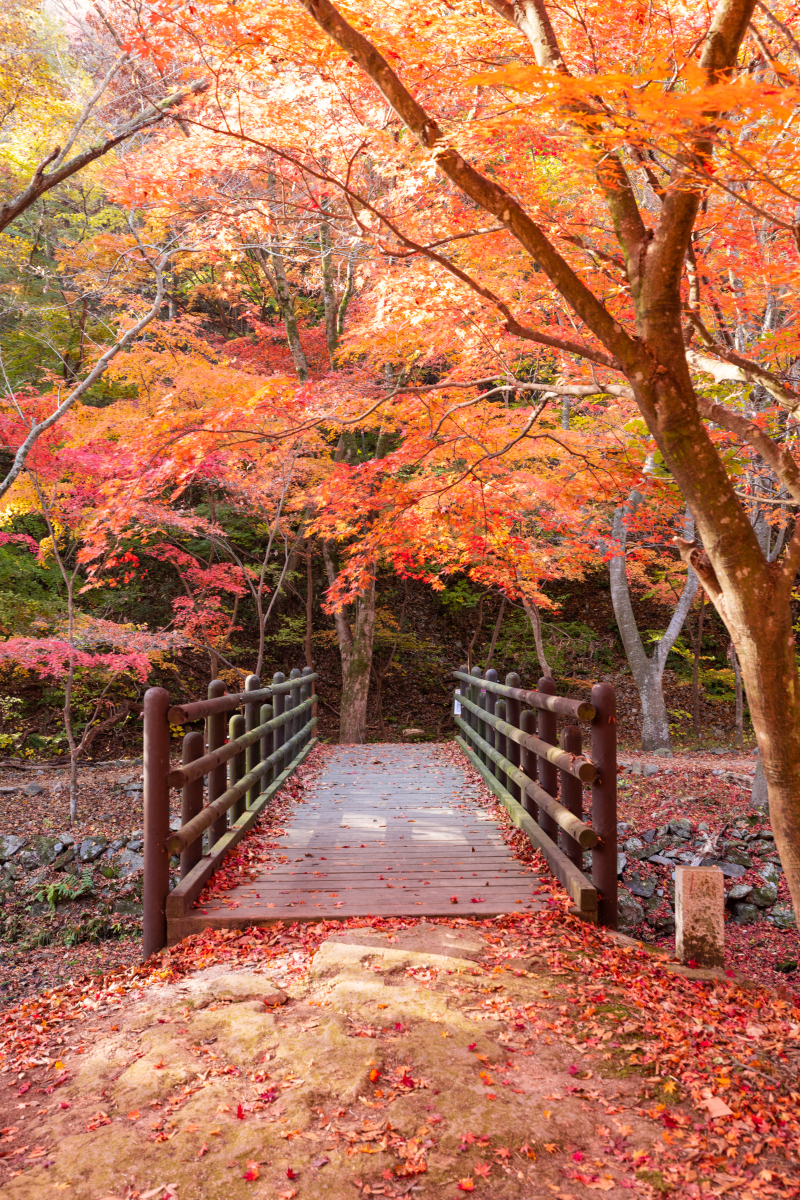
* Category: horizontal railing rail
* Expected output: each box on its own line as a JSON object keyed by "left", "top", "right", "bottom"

{"left": 454, "top": 712, "right": 597, "bottom": 848}
{"left": 458, "top": 690, "right": 595, "bottom": 783}
{"left": 453, "top": 665, "right": 617, "bottom": 928}
{"left": 167, "top": 672, "right": 318, "bottom": 724}
{"left": 143, "top": 665, "right": 319, "bottom": 957}
{"left": 166, "top": 696, "right": 315, "bottom": 788}
{"left": 165, "top": 716, "right": 316, "bottom": 855}
{"left": 453, "top": 669, "right": 595, "bottom": 721}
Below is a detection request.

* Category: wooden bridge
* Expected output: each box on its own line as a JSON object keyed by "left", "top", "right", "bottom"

{"left": 142, "top": 665, "right": 617, "bottom": 956}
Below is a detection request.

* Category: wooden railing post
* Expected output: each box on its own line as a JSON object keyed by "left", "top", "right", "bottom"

{"left": 536, "top": 676, "right": 560, "bottom": 844}
{"left": 245, "top": 674, "right": 261, "bottom": 808}
{"left": 180, "top": 730, "right": 204, "bottom": 880}
{"left": 143, "top": 686, "right": 171, "bottom": 959}
{"left": 302, "top": 666, "right": 314, "bottom": 747}
{"left": 484, "top": 668, "right": 498, "bottom": 761}
{"left": 272, "top": 671, "right": 286, "bottom": 772}
{"left": 560, "top": 725, "right": 584, "bottom": 871}
{"left": 229, "top": 712, "right": 246, "bottom": 822}
{"left": 260, "top": 702, "right": 273, "bottom": 786}
{"left": 471, "top": 666, "right": 484, "bottom": 763}
{"left": 207, "top": 679, "right": 228, "bottom": 850}
{"left": 505, "top": 671, "right": 522, "bottom": 801}
{"left": 520, "top": 708, "right": 538, "bottom": 820}
{"left": 494, "top": 699, "right": 507, "bottom": 790}
{"left": 591, "top": 682, "right": 618, "bottom": 929}
{"left": 289, "top": 667, "right": 302, "bottom": 741}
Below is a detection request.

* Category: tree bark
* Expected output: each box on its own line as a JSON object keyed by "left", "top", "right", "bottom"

{"left": 319, "top": 208, "right": 338, "bottom": 356}
{"left": 692, "top": 591, "right": 706, "bottom": 737}
{"left": 523, "top": 600, "right": 553, "bottom": 679}
{"left": 322, "top": 540, "right": 375, "bottom": 742}
{"left": 609, "top": 494, "right": 699, "bottom": 751}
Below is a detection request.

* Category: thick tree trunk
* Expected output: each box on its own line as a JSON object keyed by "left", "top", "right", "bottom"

{"left": 638, "top": 664, "right": 673, "bottom": 751}
{"left": 322, "top": 541, "right": 375, "bottom": 743}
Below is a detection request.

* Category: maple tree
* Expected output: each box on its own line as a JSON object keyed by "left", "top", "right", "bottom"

{"left": 109, "top": 0, "right": 800, "bottom": 910}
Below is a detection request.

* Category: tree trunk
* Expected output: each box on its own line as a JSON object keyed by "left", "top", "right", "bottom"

{"left": 692, "top": 592, "right": 706, "bottom": 737}
{"left": 483, "top": 596, "right": 506, "bottom": 671}
{"left": 638, "top": 662, "right": 673, "bottom": 752}
{"left": 609, "top": 493, "right": 698, "bottom": 752}
{"left": 729, "top": 642, "right": 744, "bottom": 749}
{"left": 319, "top": 210, "right": 338, "bottom": 356}
{"left": 523, "top": 600, "right": 553, "bottom": 679}
{"left": 322, "top": 541, "right": 375, "bottom": 743}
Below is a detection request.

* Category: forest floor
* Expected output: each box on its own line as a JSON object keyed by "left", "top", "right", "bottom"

{"left": 0, "top": 745, "right": 799, "bottom": 1196}
{"left": 0, "top": 912, "right": 798, "bottom": 1199}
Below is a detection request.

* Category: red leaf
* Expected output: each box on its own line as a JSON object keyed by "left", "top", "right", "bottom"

{"left": 236, "top": 1103, "right": 245, "bottom": 1119}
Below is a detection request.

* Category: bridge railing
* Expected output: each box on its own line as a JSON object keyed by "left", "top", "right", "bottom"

{"left": 453, "top": 667, "right": 617, "bottom": 928}
{"left": 143, "top": 666, "right": 318, "bottom": 956}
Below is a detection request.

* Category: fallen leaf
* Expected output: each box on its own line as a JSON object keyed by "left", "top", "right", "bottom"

{"left": 243, "top": 1161, "right": 260, "bottom": 1181}
{"left": 474, "top": 1161, "right": 492, "bottom": 1177}
{"left": 458, "top": 1180, "right": 475, "bottom": 1192}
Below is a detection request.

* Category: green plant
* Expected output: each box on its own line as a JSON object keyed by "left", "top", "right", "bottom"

{"left": 35, "top": 871, "right": 93, "bottom": 913}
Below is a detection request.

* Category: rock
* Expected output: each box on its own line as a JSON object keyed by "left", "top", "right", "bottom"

{"left": 0, "top": 835, "right": 26, "bottom": 862}
{"left": 653, "top": 748, "right": 673, "bottom": 757}
{"left": 617, "top": 889, "right": 645, "bottom": 931}
{"left": 751, "top": 884, "right": 778, "bottom": 908}
{"left": 617, "top": 852, "right": 627, "bottom": 876}
{"left": 0, "top": 786, "right": 20, "bottom": 795}
{"left": 192, "top": 973, "right": 289, "bottom": 1009}
{"left": 720, "top": 848, "right": 752, "bottom": 868}
{"left": 623, "top": 836, "right": 644, "bottom": 854}
{"left": 2, "top": 862, "right": 20, "bottom": 880}
{"left": 55, "top": 832, "right": 75, "bottom": 846}
{"left": 648, "top": 854, "right": 674, "bottom": 867}
{"left": 643, "top": 764, "right": 660, "bottom": 777}
{"left": 31, "top": 836, "right": 60, "bottom": 866}
{"left": 108, "top": 837, "right": 128, "bottom": 852}
{"left": 113, "top": 899, "right": 143, "bottom": 916}
{"left": 23, "top": 782, "right": 43, "bottom": 796}
{"left": 17, "top": 850, "right": 39, "bottom": 870}
{"left": 669, "top": 818, "right": 693, "bottom": 840}
{"left": 768, "top": 906, "right": 796, "bottom": 929}
{"left": 127, "top": 839, "right": 144, "bottom": 852}
{"left": 627, "top": 874, "right": 655, "bottom": 899}
{"left": 617, "top": 822, "right": 631, "bottom": 833}
{"left": 731, "top": 902, "right": 759, "bottom": 925}
{"left": 641, "top": 828, "right": 658, "bottom": 844}
{"left": 760, "top": 863, "right": 782, "bottom": 887}
{"left": 79, "top": 836, "right": 108, "bottom": 863}
{"left": 117, "top": 850, "right": 144, "bottom": 877}
{"left": 652, "top": 909, "right": 676, "bottom": 936}
{"left": 697, "top": 821, "right": 710, "bottom": 832}
{"left": 169, "top": 818, "right": 182, "bottom": 832}
{"left": 717, "top": 862, "right": 747, "bottom": 878}
{"left": 726, "top": 883, "right": 753, "bottom": 903}
{"left": 98, "top": 864, "right": 118, "bottom": 879}
{"left": 758, "top": 830, "right": 775, "bottom": 842}
{"left": 402, "top": 728, "right": 425, "bottom": 740}
{"left": 53, "top": 848, "right": 75, "bottom": 871}
{"left": 719, "top": 771, "right": 753, "bottom": 788}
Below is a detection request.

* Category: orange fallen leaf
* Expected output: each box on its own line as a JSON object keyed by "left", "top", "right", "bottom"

{"left": 197, "top": 1143, "right": 208, "bottom": 1159}
{"left": 243, "top": 1161, "right": 260, "bottom": 1181}
{"left": 458, "top": 1179, "right": 475, "bottom": 1192}
{"left": 128, "top": 1111, "right": 141, "bottom": 1122}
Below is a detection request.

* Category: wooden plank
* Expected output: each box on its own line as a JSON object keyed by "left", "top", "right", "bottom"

{"left": 167, "top": 742, "right": 544, "bottom": 938}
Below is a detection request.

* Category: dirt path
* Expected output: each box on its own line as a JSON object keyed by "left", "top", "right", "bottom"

{"left": 1, "top": 913, "right": 798, "bottom": 1199}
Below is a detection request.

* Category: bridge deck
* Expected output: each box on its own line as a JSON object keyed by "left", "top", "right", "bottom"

{"left": 167, "top": 744, "right": 543, "bottom": 942}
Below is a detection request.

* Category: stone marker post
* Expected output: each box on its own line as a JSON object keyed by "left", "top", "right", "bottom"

{"left": 675, "top": 865, "right": 725, "bottom": 968}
